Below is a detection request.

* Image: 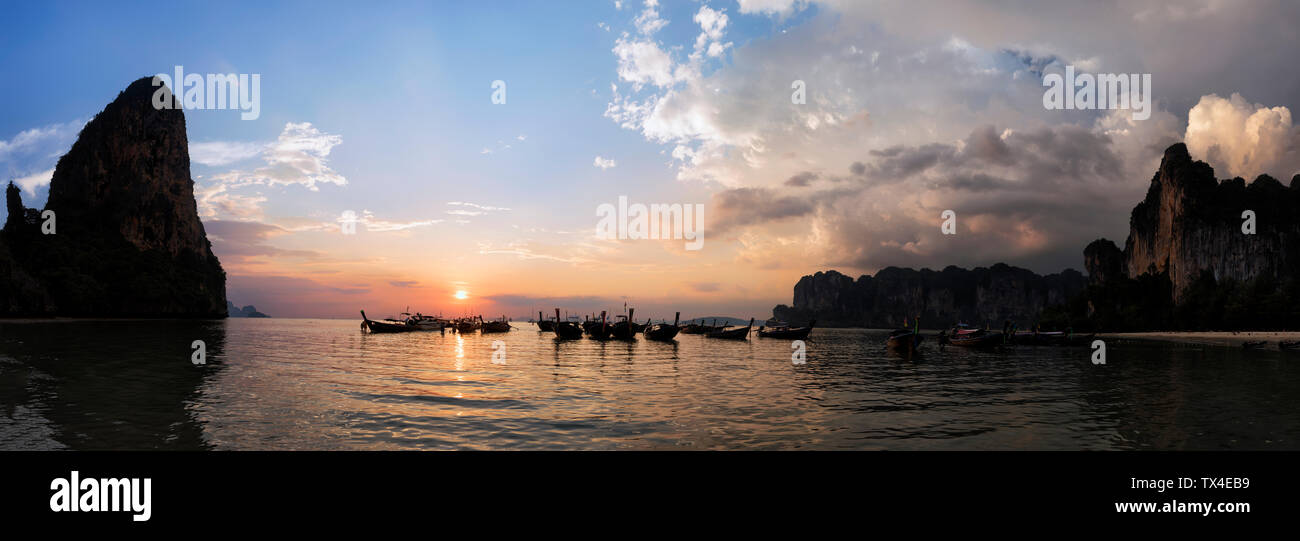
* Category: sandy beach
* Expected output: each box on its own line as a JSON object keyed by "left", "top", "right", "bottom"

{"left": 1102, "top": 331, "right": 1300, "bottom": 349}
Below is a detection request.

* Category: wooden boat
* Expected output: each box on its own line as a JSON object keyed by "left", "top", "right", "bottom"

{"left": 758, "top": 319, "right": 816, "bottom": 339}
{"left": 679, "top": 321, "right": 708, "bottom": 334}
{"left": 644, "top": 312, "right": 681, "bottom": 342}
{"left": 1243, "top": 340, "right": 1268, "bottom": 350}
{"left": 360, "top": 310, "right": 416, "bottom": 333}
{"left": 1280, "top": 340, "right": 1300, "bottom": 351}
{"left": 706, "top": 318, "right": 754, "bottom": 340}
{"left": 886, "top": 318, "right": 922, "bottom": 353}
{"left": 941, "top": 324, "right": 1004, "bottom": 348}
{"left": 479, "top": 315, "right": 512, "bottom": 333}
{"left": 454, "top": 317, "right": 479, "bottom": 333}
{"left": 536, "top": 311, "right": 556, "bottom": 332}
{"left": 611, "top": 308, "right": 638, "bottom": 340}
{"left": 586, "top": 311, "right": 614, "bottom": 340}
{"left": 552, "top": 309, "right": 584, "bottom": 339}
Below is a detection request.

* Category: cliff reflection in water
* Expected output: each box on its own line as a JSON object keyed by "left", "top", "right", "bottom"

{"left": 0, "top": 319, "right": 226, "bottom": 449}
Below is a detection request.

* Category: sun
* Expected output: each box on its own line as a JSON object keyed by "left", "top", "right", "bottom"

{"left": 453, "top": 290, "right": 469, "bottom": 300}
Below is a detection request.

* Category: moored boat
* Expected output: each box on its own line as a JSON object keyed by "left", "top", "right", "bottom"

{"left": 941, "top": 324, "right": 1004, "bottom": 348}
{"left": 536, "top": 311, "right": 556, "bottom": 332}
{"left": 403, "top": 312, "right": 446, "bottom": 331}
{"left": 886, "top": 318, "right": 922, "bottom": 353}
{"left": 758, "top": 319, "right": 816, "bottom": 339}
{"left": 586, "top": 311, "right": 614, "bottom": 340}
{"left": 644, "top": 312, "right": 682, "bottom": 342}
{"left": 679, "top": 321, "right": 708, "bottom": 334}
{"left": 360, "top": 310, "right": 416, "bottom": 333}
{"left": 611, "top": 308, "right": 638, "bottom": 340}
{"left": 552, "top": 308, "right": 584, "bottom": 339}
{"left": 706, "top": 318, "right": 754, "bottom": 340}
{"left": 454, "top": 317, "right": 479, "bottom": 333}
{"left": 479, "top": 315, "right": 512, "bottom": 333}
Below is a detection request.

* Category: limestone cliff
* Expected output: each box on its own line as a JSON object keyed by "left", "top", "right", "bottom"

{"left": 1090, "top": 143, "right": 1300, "bottom": 302}
{"left": 772, "top": 264, "right": 1086, "bottom": 328}
{"left": 0, "top": 77, "right": 226, "bottom": 317}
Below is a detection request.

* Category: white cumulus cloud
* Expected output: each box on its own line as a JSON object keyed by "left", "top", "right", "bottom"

{"left": 1185, "top": 93, "right": 1297, "bottom": 180}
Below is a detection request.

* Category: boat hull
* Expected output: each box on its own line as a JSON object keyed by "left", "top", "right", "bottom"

{"left": 643, "top": 325, "right": 680, "bottom": 341}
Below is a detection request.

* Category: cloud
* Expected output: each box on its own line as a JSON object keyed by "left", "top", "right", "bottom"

{"left": 612, "top": 38, "right": 679, "bottom": 89}
{"left": 693, "top": 6, "right": 731, "bottom": 59}
{"left": 206, "top": 122, "right": 346, "bottom": 191}
{"left": 712, "top": 187, "right": 816, "bottom": 234}
{"left": 737, "top": 0, "right": 806, "bottom": 16}
{"left": 1184, "top": 93, "right": 1298, "bottom": 179}
{"left": 190, "top": 141, "right": 264, "bottom": 166}
{"left": 196, "top": 183, "right": 268, "bottom": 220}
{"left": 13, "top": 168, "right": 53, "bottom": 196}
{"left": 593, "top": 156, "right": 618, "bottom": 169}
{"left": 447, "top": 201, "right": 511, "bottom": 211}
{"left": 204, "top": 220, "right": 321, "bottom": 264}
{"left": 0, "top": 121, "right": 80, "bottom": 163}
{"left": 445, "top": 201, "right": 510, "bottom": 218}
{"left": 785, "top": 171, "right": 818, "bottom": 187}
{"left": 690, "top": 282, "right": 721, "bottom": 292}
{"left": 0, "top": 120, "right": 82, "bottom": 195}
{"left": 633, "top": 0, "right": 668, "bottom": 35}
{"left": 356, "top": 210, "right": 445, "bottom": 232}
{"left": 388, "top": 280, "right": 420, "bottom": 288}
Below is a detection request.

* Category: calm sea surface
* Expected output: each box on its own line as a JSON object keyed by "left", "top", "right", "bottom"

{"left": 2, "top": 318, "right": 1298, "bottom": 450}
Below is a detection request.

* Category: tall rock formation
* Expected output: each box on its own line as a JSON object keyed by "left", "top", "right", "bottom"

{"left": 1089, "top": 143, "right": 1300, "bottom": 302}
{"left": 0, "top": 77, "right": 226, "bottom": 317}
{"left": 773, "top": 264, "right": 1086, "bottom": 328}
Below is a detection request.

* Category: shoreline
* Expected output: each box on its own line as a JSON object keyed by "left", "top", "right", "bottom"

{"left": 1101, "top": 331, "right": 1300, "bottom": 349}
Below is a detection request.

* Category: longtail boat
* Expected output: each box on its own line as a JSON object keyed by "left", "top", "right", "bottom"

{"left": 480, "top": 315, "right": 512, "bottom": 333}
{"left": 644, "top": 312, "right": 681, "bottom": 342}
{"left": 611, "top": 308, "right": 638, "bottom": 340}
{"left": 360, "top": 310, "right": 416, "bottom": 333}
{"left": 706, "top": 318, "right": 754, "bottom": 340}
{"left": 758, "top": 319, "right": 816, "bottom": 339}
{"left": 553, "top": 308, "right": 584, "bottom": 339}
{"left": 940, "top": 324, "right": 1004, "bottom": 348}
{"left": 536, "top": 311, "right": 556, "bottom": 332}
{"left": 679, "top": 321, "right": 708, "bottom": 334}
{"left": 886, "top": 317, "right": 922, "bottom": 353}
{"left": 586, "top": 311, "right": 614, "bottom": 340}
{"left": 454, "top": 317, "right": 479, "bottom": 333}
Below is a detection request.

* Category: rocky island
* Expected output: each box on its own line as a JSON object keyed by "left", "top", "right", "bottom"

{"left": 0, "top": 77, "right": 227, "bottom": 317}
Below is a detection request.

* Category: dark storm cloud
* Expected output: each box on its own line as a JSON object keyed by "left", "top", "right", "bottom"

{"left": 784, "top": 171, "right": 819, "bottom": 187}
{"left": 711, "top": 187, "right": 816, "bottom": 234}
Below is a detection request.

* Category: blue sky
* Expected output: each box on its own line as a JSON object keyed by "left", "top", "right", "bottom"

{"left": 4, "top": 1, "right": 1299, "bottom": 319}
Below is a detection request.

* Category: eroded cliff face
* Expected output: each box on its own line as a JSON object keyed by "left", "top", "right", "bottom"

{"left": 773, "top": 264, "right": 1086, "bottom": 328}
{"left": 1, "top": 77, "right": 226, "bottom": 317}
{"left": 46, "top": 78, "right": 213, "bottom": 259}
{"left": 1099, "top": 143, "right": 1300, "bottom": 301}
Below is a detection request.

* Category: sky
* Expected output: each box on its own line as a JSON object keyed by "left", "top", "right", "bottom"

{"left": 2, "top": 0, "right": 1299, "bottom": 320}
